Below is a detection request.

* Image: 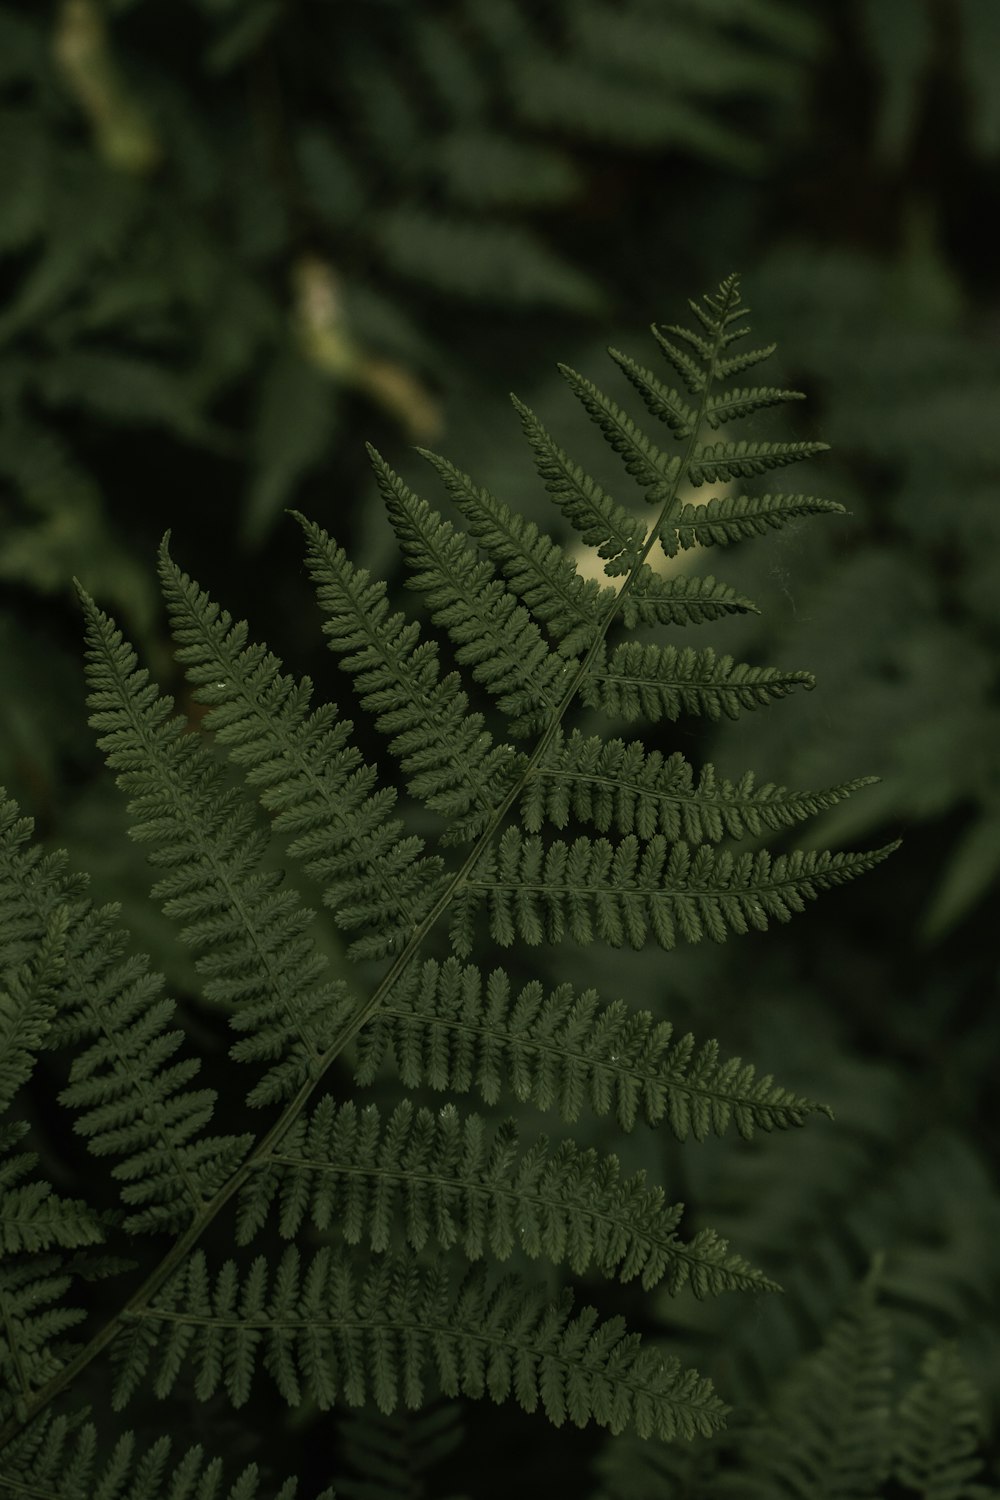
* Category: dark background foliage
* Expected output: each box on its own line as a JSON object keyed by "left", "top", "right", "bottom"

{"left": 2, "top": 0, "right": 998, "bottom": 1493}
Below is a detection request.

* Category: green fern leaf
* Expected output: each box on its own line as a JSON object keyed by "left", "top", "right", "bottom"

{"left": 111, "top": 1247, "right": 727, "bottom": 1440}
{"left": 686, "top": 438, "right": 828, "bottom": 486}
{"left": 0, "top": 792, "right": 250, "bottom": 1231}
{"left": 728, "top": 1273, "right": 894, "bottom": 1498}
{"left": 526, "top": 731, "right": 875, "bottom": 843}
{"left": 235, "top": 1096, "right": 774, "bottom": 1296}
{"left": 704, "top": 384, "right": 806, "bottom": 427}
{"left": 157, "top": 544, "right": 447, "bottom": 962}
{"left": 0, "top": 1411, "right": 332, "bottom": 1499}
{"left": 605, "top": 348, "right": 697, "bottom": 437}
{"left": 660, "top": 490, "right": 847, "bottom": 555}
{"left": 293, "top": 509, "right": 523, "bottom": 836}
{"left": 558, "top": 363, "right": 681, "bottom": 492}
{"left": 451, "top": 832, "right": 897, "bottom": 955}
{"left": 415, "top": 446, "right": 617, "bottom": 654}
{"left": 510, "top": 395, "right": 646, "bottom": 575}
{"left": 581, "top": 641, "right": 814, "bottom": 722}
{"left": 354, "top": 957, "right": 827, "bottom": 1140}
{"left": 620, "top": 570, "right": 759, "bottom": 627}
{"left": 79, "top": 590, "right": 361, "bottom": 1100}
{"left": 368, "top": 445, "right": 567, "bottom": 735}
{"left": 894, "top": 1344, "right": 993, "bottom": 1500}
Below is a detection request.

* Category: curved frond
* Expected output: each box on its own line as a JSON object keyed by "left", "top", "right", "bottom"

{"left": 660, "top": 490, "right": 847, "bottom": 555}
{"left": 80, "top": 589, "right": 360, "bottom": 1101}
{"left": 235, "top": 1096, "right": 774, "bottom": 1297}
{"left": 158, "top": 545, "right": 447, "bottom": 962}
{"left": 451, "top": 832, "right": 898, "bottom": 955}
{"left": 416, "top": 446, "right": 616, "bottom": 654}
{"left": 111, "top": 1247, "right": 727, "bottom": 1441}
{"left": 557, "top": 363, "right": 681, "bottom": 494}
{"left": 332, "top": 1402, "right": 463, "bottom": 1500}
{"left": 0, "top": 1252, "right": 88, "bottom": 1426}
{"left": 894, "top": 1344, "right": 993, "bottom": 1500}
{"left": 581, "top": 641, "right": 814, "bottom": 723}
{"left": 620, "top": 570, "right": 759, "bottom": 628}
{"left": 368, "top": 445, "right": 566, "bottom": 735}
{"left": 729, "top": 1274, "right": 894, "bottom": 1498}
{"left": 293, "top": 511, "right": 522, "bottom": 839}
{"left": 354, "top": 958, "right": 828, "bottom": 1141}
{"left": 686, "top": 437, "right": 828, "bottom": 487}
{"left": 0, "top": 792, "right": 249, "bottom": 1232}
{"left": 704, "top": 384, "right": 806, "bottom": 428}
{"left": 606, "top": 348, "right": 697, "bottom": 438}
{"left": 0, "top": 1410, "right": 332, "bottom": 1500}
{"left": 524, "top": 731, "right": 875, "bottom": 842}
{"left": 510, "top": 395, "right": 646, "bottom": 575}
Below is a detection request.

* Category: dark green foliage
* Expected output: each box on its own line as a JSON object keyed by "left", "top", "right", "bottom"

{"left": 0, "top": 280, "right": 902, "bottom": 1492}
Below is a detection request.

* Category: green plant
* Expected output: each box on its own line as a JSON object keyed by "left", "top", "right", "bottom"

{"left": 0, "top": 277, "right": 894, "bottom": 1495}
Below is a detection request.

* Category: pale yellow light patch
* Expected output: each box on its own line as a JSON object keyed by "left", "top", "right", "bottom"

{"left": 293, "top": 256, "right": 443, "bottom": 442}
{"left": 53, "top": 0, "right": 160, "bottom": 174}
{"left": 567, "top": 474, "right": 735, "bottom": 584}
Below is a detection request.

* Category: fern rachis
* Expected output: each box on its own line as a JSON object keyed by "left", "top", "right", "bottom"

{"left": 0, "top": 276, "right": 896, "bottom": 1494}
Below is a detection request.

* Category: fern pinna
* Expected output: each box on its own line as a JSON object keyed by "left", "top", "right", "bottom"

{"left": 0, "top": 277, "right": 895, "bottom": 1496}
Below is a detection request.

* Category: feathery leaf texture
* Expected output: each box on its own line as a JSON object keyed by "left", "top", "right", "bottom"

{"left": 726, "top": 1274, "right": 894, "bottom": 1498}
{"left": 79, "top": 591, "right": 360, "bottom": 1101}
{"left": 0, "top": 792, "right": 249, "bottom": 1233}
{"left": 294, "top": 510, "right": 523, "bottom": 837}
{"left": 332, "top": 1402, "right": 464, "bottom": 1500}
{"left": 158, "top": 543, "right": 448, "bottom": 960}
{"left": 235, "top": 1096, "right": 775, "bottom": 1296}
{"left": 354, "top": 958, "right": 828, "bottom": 1140}
{"left": 0, "top": 1411, "right": 332, "bottom": 1500}
{"left": 893, "top": 1343, "right": 994, "bottom": 1500}
{"left": 660, "top": 490, "right": 847, "bottom": 556}
{"left": 580, "top": 640, "right": 814, "bottom": 722}
{"left": 451, "top": 832, "right": 896, "bottom": 955}
{"left": 110, "top": 1248, "right": 727, "bottom": 1440}
{"left": 510, "top": 394, "right": 646, "bottom": 574}
{"left": 369, "top": 445, "right": 567, "bottom": 736}
{"left": 0, "top": 276, "right": 895, "bottom": 1483}
{"left": 524, "top": 730, "right": 877, "bottom": 842}
{"left": 415, "top": 446, "right": 617, "bottom": 654}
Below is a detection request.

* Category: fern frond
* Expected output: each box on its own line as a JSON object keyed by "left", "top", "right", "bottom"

{"left": 354, "top": 958, "right": 826, "bottom": 1140}
{"left": 704, "top": 385, "right": 806, "bottom": 428}
{"left": 333, "top": 1402, "right": 463, "bottom": 1500}
{"left": 158, "top": 544, "right": 448, "bottom": 962}
{"left": 558, "top": 364, "right": 681, "bottom": 493}
{"left": 0, "top": 791, "right": 250, "bottom": 1231}
{"left": 0, "top": 1253, "right": 88, "bottom": 1425}
{"left": 894, "top": 1344, "right": 993, "bottom": 1500}
{"left": 368, "top": 446, "right": 566, "bottom": 735}
{"left": 620, "top": 571, "right": 759, "bottom": 627}
{"left": 686, "top": 438, "right": 828, "bottom": 487}
{"left": 0, "top": 1410, "right": 332, "bottom": 1499}
{"left": 525, "top": 731, "right": 875, "bottom": 842}
{"left": 728, "top": 1273, "right": 894, "bottom": 1498}
{"left": 510, "top": 395, "right": 646, "bottom": 575}
{"left": 606, "top": 349, "right": 697, "bottom": 437}
{"left": 660, "top": 490, "right": 847, "bottom": 555}
{"left": 79, "top": 589, "right": 364, "bottom": 1101}
{"left": 451, "top": 833, "right": 897, "bottom": 955}
{"left": 415, "top": 447, "right": 616, "bottom": 654}
{"left": 293, "top": 511, "right": 523, "bottom": 837}
{"left": 235, "top": 1096, "right": 774, "bottom": 1297}
{"left": 581, "top": 641, "right": 813, "bottom": 722}
{"left": 111, "top": 1247, "right": 727, "bottom": 1440}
